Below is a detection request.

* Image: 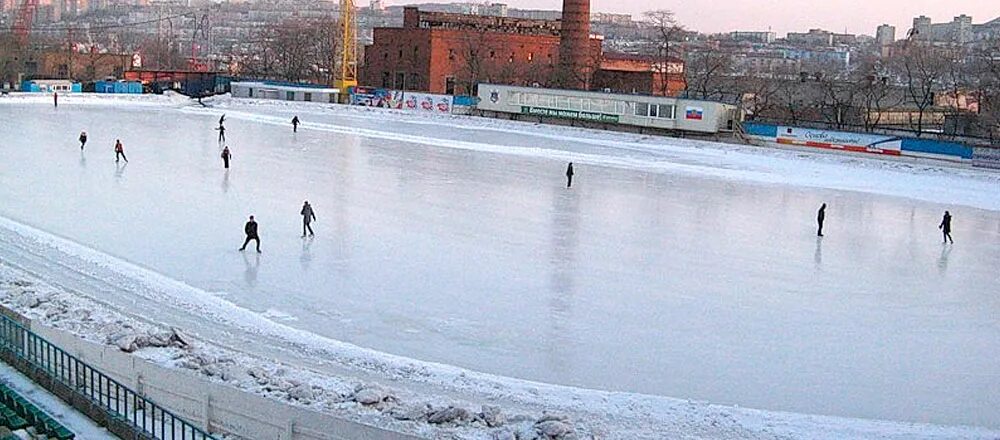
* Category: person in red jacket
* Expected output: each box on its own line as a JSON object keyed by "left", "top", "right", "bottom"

{"left": 114, "top": 140, "right": 128, "bottom": 163}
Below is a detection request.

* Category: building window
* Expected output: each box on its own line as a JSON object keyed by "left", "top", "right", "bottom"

{"left": 304, "top": 92, "right": 312, "bottom": 102}
{"left": 248, "top": 88, "right": 253, "bottom": 98}
{"left": 448, "top": 49, "right": 455, "bottom": 61}
{"left": 286, "top": 91, "right": 295, "bottom": 101}
{"left": 330, "top": 93, "right": 338, "bottom": 103}
{"left": 649, "top": 104, "right": 659, "bottom": 118}
{"left": 657, "top": 105, "right": 676, "bottom": 119}
{"left": 409, "top": 73, "right": 419, "bottom": 90}
{"left": 634, "top": 102, "right": 649, "bottom": 117}
{"left": 395, "top": 72, "right": 405, "bottom": 89}
{"left": 527, "top": 52, "right": 534, "bottom": 62}
{"left": 382, "top": 71, "right": 391, "bottom": 88}
{"left": 445, "top": 76, "right": 456, "bottom": 95}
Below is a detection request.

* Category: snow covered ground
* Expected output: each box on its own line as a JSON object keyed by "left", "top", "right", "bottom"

{"left": 0, "top": 93, "right": 998, "bottom": 439}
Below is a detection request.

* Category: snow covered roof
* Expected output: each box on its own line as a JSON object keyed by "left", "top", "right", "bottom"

{"left": 231, "top": 81, "right": 339, "bottom": 94}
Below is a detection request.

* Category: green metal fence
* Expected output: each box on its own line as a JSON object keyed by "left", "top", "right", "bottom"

{"left": 0, "top": 314, "right": 218, "bottom": 440}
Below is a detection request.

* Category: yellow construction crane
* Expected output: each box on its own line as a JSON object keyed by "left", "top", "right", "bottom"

{"left": 334, "top": 0, "right": 358, "bottom": 93}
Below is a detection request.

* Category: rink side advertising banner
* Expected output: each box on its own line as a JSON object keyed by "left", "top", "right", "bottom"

{"left": 775, "top": 126, "right": 902, "bottom": 156}
{"left": 351, "top": 87, "right": 453, "bottom": 113}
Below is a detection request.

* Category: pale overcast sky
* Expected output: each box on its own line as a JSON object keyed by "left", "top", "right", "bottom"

{"left": 391, "top": 0, "right": 999, "bottom": 37}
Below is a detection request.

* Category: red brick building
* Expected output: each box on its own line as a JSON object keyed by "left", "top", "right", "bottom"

{"left": 361, "top": 7, "right": 686, "bottom": 97}
{"left": 596, "top": 52, "right": 687, "bottom": 97}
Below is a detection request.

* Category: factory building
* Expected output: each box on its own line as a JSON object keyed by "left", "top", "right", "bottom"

{"left": 361, "top": 3, "right": 685, "bottom": 97}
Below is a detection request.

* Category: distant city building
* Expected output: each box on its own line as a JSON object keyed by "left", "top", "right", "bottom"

{"left": 590, "top": 12, "right": 632, "bottom": 25}
{"left": 786, "top": 29, "right": 834, "bottom": 46}
{"left": 876, "top": 24, "right": 896, "bottom": 45}
{"left": 729, "top": 31, "right": 776, "bottom": 44}
{"left": 506, "top": 9, "right": 562, "bottom": 21}
{"left": 909, "top": 14, "right": 1000, "bottom": 44}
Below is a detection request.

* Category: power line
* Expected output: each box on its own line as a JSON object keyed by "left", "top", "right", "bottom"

{"left": 25, "top": 13, "right": 194, "bottom": 34}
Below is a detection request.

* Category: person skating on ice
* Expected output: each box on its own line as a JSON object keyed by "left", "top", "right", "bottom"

{"left": 239, "top": 215, "right": 261, "bottom": 253}
{"left": 221, "top": 145, "right": 232, "bottom": 169}
{"left": 114, "top": 139, "right": 128, "bottom": 163}
{"left": 939, "top": 211, "right": 954, "bottom": 244}
{"left": 566, "top": 162, "right": 574, "bottom": 188}
{"left": 300, "top": 201, "right": 316, "bottom": 237}
{"left": 817, "top": 203, "right": 826, "bottom": 237}
{"left": 292, "top": 116, "right": 300, "bottom": 133}
{"left": 79, "top": 131, "right": 88, "bottom": 150}
{"left": 216, "top": 124, "right": 226, "bottom": 143}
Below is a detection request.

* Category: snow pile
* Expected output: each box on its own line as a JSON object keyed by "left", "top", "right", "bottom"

{"left": 0, "top": 270, "right": 588, "bottom": 440}
{"left": 0, "top": 91, "right": 193, "bottom": 107}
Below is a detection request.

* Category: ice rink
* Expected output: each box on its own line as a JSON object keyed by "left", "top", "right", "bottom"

{"left": 1, "top": 97, "right": 998, "bottom": 430}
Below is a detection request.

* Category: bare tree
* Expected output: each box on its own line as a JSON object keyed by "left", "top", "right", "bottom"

{"left": 237, "top": 18, "right": 339, "bottom": 84}
{"left": 817, "top": 77, "right": 858, "bottom": 129}
{"left": 685, "top": 50, "right": 735, "bottom": 101}
{"left": 891, "top": 42, "right": 949, "bottom": 136}
{"left": 641, "top": 10, "right": 685, "bottom": 96}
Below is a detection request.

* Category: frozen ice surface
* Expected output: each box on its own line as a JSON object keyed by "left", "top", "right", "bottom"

{"left": 0, "top": 95, "right": 998, "bottom": 432}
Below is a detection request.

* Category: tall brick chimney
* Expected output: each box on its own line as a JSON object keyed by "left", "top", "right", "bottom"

{"left": 557, "top": 0, "right": 591, "bottom": 90}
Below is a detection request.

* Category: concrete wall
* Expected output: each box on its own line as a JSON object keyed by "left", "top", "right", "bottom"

{"left": 1, "top": 307, "right": 423, "bottom": 440}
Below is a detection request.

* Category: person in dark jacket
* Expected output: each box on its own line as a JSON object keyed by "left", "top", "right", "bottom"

{"left": 300, "top": 201, "right": 316, "bottom": 237}
{"left": 219, "top": 114, "right": 226, "bottom": 126}
{"left": 292, "top": 116, "right": 300, "bottom": 133}
{"left": 817, "top": 203, "right": 826, "bottom": 237}
{"left": 53, "top": 91, "right": 58, "bottom": 108}
{"left": 114, "top": 140, "right": 127, "bottom": 163}
{"left": 939, "top": 211, "right": 953, "bottom": 244}
{"left": 239, "top": 215, "right": 261, "bottom": 253}
{"left": 566, "top": 162, "right": 574, "bottom": 188}
{"left": 216, "top": 124, "right": 226, "bottom": 143}
{"left": 79, "top": 131, "right": 88, "bottom": 150}
{"left": 221, "top": 146, "right": 231, "bottom": 169}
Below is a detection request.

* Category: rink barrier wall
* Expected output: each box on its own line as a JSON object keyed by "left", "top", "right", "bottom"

{"left": 0, "top": 306, "right": 425, "bottom": 440}
{"left": 744, "top": 122, "right": 979, "bottom": 162}
{"left": 0, "top": 310, "right": 216, "bottom": 440}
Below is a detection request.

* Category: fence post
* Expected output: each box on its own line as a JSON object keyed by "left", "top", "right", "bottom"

{"left": 203, "top": 393, "right": 212, "bottom": 433}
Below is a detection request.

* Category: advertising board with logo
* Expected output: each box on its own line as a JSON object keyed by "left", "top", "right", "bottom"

{"left": 519, "top": 106, "right": 620, "bottom": 123}
{"left": 350, "top": 87, "right": 452, "bottom": 113}
{"left": 776, "top": 126, "right": 902, "bottom": 156}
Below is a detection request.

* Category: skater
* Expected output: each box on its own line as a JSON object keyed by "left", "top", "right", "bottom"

{"left": 939, "top": 211, "right": 954, "bottom": 244}
{"left": 239, "top": 215, "right": 261, "bottom": 253}
{"left": 300, "top": 201, "right": 316, "bottom": 237}
{"left": 114, "top": 139, "right": 128, "bottom": 163}
{"left": 78, "top": 131, "right": 88, "bottom": 150}
{"left": 221, "top": 145, "right": 231, "bottom": 169}
{"left": 216, "top": 124, "right": 226, "bottom": 143}
{"left": 292, "top": 116, "right": 300, "bottom": 133}
{"left": 53, "top": 91, "right": 58, "bottom": 108}
{"left": 817, "top": 203, "right": 826, "bottom": 237}
{"left": 565, "top": 162, "right": 574, "bottom": 188}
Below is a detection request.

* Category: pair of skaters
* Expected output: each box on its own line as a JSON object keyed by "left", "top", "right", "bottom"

{"left": 238, "top": 201, "right": 317, "bottom": 253}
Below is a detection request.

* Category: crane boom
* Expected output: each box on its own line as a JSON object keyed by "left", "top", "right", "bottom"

{"left": 334, "top": 0, "right": 357, "bottom": 91}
